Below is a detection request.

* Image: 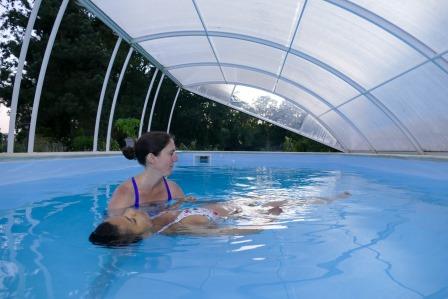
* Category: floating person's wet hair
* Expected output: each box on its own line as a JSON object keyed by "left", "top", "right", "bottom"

{"left": 121, "top": 131, "right": 173, "bottom": 166}
{"left": 89, "top": 222, "right": 142, "bottom": 247}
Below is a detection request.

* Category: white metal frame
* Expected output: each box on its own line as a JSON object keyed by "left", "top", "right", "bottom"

{"left": 167, "top": 88, "right": 181, "bottom": 133}
{"left": 93, "top": 37, "right": 122, "bottom": 151}
{"left": 7, "top": 0, "right": 43, "bottom": 153}
{"left": 105, "top": 47, "right": 134, "bottom": 151}
{"left": 138, "top": 69, "right": 159, "bottom": 137}
{"left": 147, "top": 74, "right": 165, "bottom": 132}
{"left": 27, "top": 0, "right": 69, "bottom": 153}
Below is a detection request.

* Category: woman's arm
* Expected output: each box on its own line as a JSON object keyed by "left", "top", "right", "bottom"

{"left": 167, "top": 180, "right": 190, "bottom": 198}
{"left": 168, "top": 195, "right": 196, "bottom": 210}
{"left": 166, "top": 180, "right": 196, "bottom": 209}
{"left": 172, "top": 226, "right": 263, "bottom": 236}
{"left": 107, "top": 184, "right": 134, "bottom": 215}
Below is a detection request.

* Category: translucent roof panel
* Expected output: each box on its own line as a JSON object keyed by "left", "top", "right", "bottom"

{"left": 371, "top": 63, "right": 448, "bottom": 151}
{"left": 275, "top": 80, "right": 330, "bottom": 116}
{"left": 280, "top": 55, "right": 359, "bottom": 107}
{"left": 337, "top": 96, "right": 416, "bottom": 151}
{"left": 140, "top": 36, "right": 216, "bottom": 67}
{"left": 187, "top": 84, "right": 341, "bottom": 150}
{"left": 93, "top": 0, "right": 202, "bottom": 38}
{"left": 292, "top": 0, "right": 427, "bottom": 89}
{"left": 169, "top": 66, "right": 224, "bottom": 86}
{"left": 196, "top": 0, "right": 305, "bottom": 46}
{"left": 211, "top": 37, "right": 285, "bottom": 75}
{"left": 231, "top": 86, "right": 307, "bottom": 130}
{"left": 221, "top": 67, "right": 277, "bottom": 92}
{"left": 300, "top": 115, "right": 343, "bottom": 151}
{"left": 84, "top": 0, "right": 448, "bottom": 153}
{"left": 188, "top": 84, "right": 235, "bottom": 103}
{"left": 320, "top": 111, "right": 372, "bottom": 152}
{"left": 352, "top": 0, "right": 448, "bottom": 54}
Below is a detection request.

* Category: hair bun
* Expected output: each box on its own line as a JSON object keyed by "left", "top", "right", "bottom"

{"left": 122, "top": 146, "right": 136, "bottom": 160}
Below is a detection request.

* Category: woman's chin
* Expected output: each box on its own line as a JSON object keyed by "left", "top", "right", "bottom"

{"left": 164, "top": 168, "right": 173, "bottom": 176}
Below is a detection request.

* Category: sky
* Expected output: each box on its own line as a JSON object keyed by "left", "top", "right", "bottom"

{"left": 0, "top": 104, "right": 10, "bottom": 134}
{"left": 0, "top": 4, "right": 9, "bottom": 134}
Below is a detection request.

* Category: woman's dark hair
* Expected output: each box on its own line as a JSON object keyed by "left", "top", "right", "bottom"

{"left": 89, "top": 222, "right": 142, "bottom": 246}
{"left": 121, "top": 131, "right": 173, "bottom": 166}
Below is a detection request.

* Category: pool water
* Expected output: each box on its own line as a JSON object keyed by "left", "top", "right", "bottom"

{"left": 0, "top": 153, "right": 447, "bottom": 298}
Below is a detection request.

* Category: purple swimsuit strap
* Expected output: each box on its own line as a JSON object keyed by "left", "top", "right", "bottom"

{"left": 131, "top": 177, "right": 140, "bottom": 208}
{"left": 132, "top": 176, "right": 172, "bottom": 208}
{"left": 162, "top": 177, "right": 173, "bottom": 202}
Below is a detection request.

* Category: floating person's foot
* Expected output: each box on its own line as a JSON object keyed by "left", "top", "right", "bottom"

{"left": 267, "top": 206, "right": 283, "bottom": 215}
{"left": 229, "top": 207, "right": 243, "bottom": 215}
{"left": 336, "top": 191, "right": 351, "bottom": 199}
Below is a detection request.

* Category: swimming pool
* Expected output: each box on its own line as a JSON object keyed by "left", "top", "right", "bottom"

{"left": 1, "top": 152, "right": 447, "bottom": 298}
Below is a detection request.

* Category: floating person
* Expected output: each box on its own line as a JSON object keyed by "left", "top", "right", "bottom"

{"left": 89, "top": 203, "right": 264, "bottom": 246}
{"left": 89, "top": 191, "right": 352, "bottom": 246}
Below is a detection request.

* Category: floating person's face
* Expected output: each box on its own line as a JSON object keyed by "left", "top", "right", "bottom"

{"left": 107, "top": 208, "right": 153, "bottom": 236}
{"left": 148, "top": 138, "right": 178, "bottom": 176}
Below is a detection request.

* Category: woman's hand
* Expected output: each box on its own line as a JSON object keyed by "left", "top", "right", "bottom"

{"left": 169, "top": 196, "right": 196, "bottom": 210}
{"left": 180, "top": 195, "right": 196, "bottom": 202}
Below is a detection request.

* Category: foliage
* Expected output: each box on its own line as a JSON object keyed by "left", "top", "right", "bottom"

{"left": 113, "top": 117, "right": 139, "bottom": 147}
{"left": 71, "top": 135, "right": 92, "bottom": 151}
{"left": 114, "top": 118, "right": 140, "bottom": 138}
{"left": 0, "top": 134, "right": 6, "bottom": 152}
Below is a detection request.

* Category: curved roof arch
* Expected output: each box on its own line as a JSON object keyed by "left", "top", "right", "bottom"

{"left": 141, "top": 33, "right": 424, "bottom": 152}
{"left": 173, "top": 63, "right": 376, "bottom": 150}
{"left": 185, "top": 82, "right": 347, "bottom": 152}
{"left": 79, "top": 0, "right": 448, "bottom": 153}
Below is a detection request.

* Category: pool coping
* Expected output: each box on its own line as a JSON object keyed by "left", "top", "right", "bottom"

{"left": 1, "top": 150, "right": 448, "bottom": 161}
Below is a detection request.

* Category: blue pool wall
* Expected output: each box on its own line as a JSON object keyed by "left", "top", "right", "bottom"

{"left": 1, "top": 152, "right": 447, "bottom": 211}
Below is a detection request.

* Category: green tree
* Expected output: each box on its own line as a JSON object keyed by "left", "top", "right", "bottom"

{"left": 113, "top": 117, "right": 139, "bottom": 148}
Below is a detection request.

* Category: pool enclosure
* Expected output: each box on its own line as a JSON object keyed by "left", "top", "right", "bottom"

{"left": 6, "top": 0, "right": 448, "bottom": 154}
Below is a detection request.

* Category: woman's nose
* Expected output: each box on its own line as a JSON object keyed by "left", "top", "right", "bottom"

{"left": 172, "top": 152, "right": 178, "bottom": 162}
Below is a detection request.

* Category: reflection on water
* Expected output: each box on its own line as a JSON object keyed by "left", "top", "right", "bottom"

{"left": 0, "top": 165, "right": 447, "bottom": 298}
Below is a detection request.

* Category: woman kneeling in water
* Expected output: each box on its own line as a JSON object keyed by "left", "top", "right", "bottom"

{"left": 89, "top": 204, "right": 257, "bottom": 246}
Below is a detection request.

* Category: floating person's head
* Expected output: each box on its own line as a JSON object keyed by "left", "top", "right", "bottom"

{"left": 121, "top": 131, "right": 177, "bottom": 176}
{"left": 89, "top": 208, "right": 153, "bottom": 246}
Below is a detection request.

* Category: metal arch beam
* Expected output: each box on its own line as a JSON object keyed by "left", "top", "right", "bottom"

{"left": 184, "top": 82, "right": 345, "bottom": 152}
{"left": 170, "top": 61, "right": 334, "bottom": 108}
{"left": 191, "top": 0, "right": 227, "bottom": 84}
{"left": 27, "top": 0, "right": 69, "bottom": 153}
{"left": 324, "top": 0, "right": 448, "bottom": 73}
{"left": 106, "top": 47, "right": 134, "bottom": 151}
{"left": 167, "top": 62, "right": 376, "bottom": 152}
{"left": 167, "top": 88, "right": 181, "bottom": 133}
{"left": 138, "top": 69, "right": 159, "bottom": 138}
{"left": 7, "top": 0, "right": 42, "bottom": 153}
{"left": 147, "top": 74, "right": 165, "bottom": 132}
{"left": 132, "top": 30, "right": 426, "bottom": 152}
{"left": 133, "top": 31, "right": 287, "bottom": 52}
{"left": 93, "top": 36, "right": 122, "bottom": 152}
{"left": 274, "top": 0, "right": 308, "bottom": 92}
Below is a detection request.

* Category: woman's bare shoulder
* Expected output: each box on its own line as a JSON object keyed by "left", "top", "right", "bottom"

{"left": 166, "top": 179, "right": 185, "bottom": 198}
{"left": 108, "top": 181, "right": 134, "bottom": 210}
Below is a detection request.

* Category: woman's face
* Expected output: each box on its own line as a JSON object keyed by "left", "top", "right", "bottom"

{"left": 107, "top": 208, "right": 153, "bottom": 235}
{"left": 151, "top": 139, "right": 178, "bottom": 176}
